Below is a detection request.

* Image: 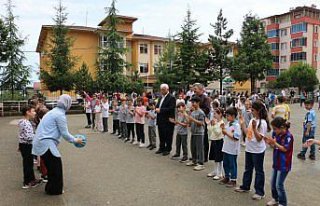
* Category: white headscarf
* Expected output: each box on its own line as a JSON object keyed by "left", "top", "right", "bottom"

{"left": 57, "top": 94, "right": 72, "bottom": 111}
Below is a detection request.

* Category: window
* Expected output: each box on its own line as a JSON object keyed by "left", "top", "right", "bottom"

{"left": 291, "top": 52, "right": 306, "bottom": 61}
{"left": 273, "top": 56, "right": 279, "bottom": 63}
{"left": 280, "top": 42, "right": 287, "bottom": 50}
{"left": 314, "top": 40, "right": 318, "bottom": 47}
{"left": 100, "top": 35, "right": 124, "bottom": 48}
{"left": 280, "top": 56, "right": 287, "bottom": 63}
{"left": 291, "top": 23, "right": 307, "bottom": 34}
{"left": 291, "top": 38, "right": 307, "bottom": 48}
{"left": 267, "top": 69, "right": 280, "bottom": 76}
{"left": 154, "top": 45, "right": 162, "bottom": 55}
{"left": 267, "top": 30, "right": 279, "bottom": 38}
{"left": 140, "top": 44, "right": 148, "bottom": 54}
{"left": 314, "top": 25, "right": 318, "bottom": 33}
{"left": 280, "top": 29, "right": 287, "bottom": 36}
{"left": 270, "top": 43, "right": 279, "bottom": 50}
{"left": 139, "top": 63, "right": 148, "bottom": 73}
{"left": 153, "top": 64, "right": 159, "bottom": 73}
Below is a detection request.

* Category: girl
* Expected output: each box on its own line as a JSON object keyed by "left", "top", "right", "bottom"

{"left": 101, "top": 97, "right": 109, "bottom": 133}
{"left": 207, "top": 107, "right": 224, "bottom": 180}
{"left": 134, "top": 98, "right": 146, "bottom": 147}
{"left": 125, "top": 99, "right": 135, "bottom": 143}
{"left": 236, "top": 101, "right": 271, "bottom": 201}
{"left": 219, "top": 107, "right": 241, "bottom": 188}
{"left": 265, "top": 117, "right": 293, "bottom": 206}
{"left": 110, "top": 100, "right": 120, "bottom": 135}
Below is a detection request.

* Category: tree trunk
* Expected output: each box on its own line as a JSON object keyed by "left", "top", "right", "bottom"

{"left": 60, "top": 89, "right": 63, "bottom": 95}
{"left": 220, "top": 68, "right": 223, "bottom": 94}
{"left": 250, "top": 75, "right": 255, "bottom": 93}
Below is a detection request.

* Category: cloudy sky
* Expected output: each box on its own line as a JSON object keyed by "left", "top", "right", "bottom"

{"left": 0, "top": 0, "right": 318, "bottom": 83}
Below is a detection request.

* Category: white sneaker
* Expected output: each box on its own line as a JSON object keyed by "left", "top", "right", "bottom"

{"left": 213, "top": 175, "right": 222, "bottom": 180}
{"left": 193, "top": 164, "right": 205, "bottom": 171}
{"left": 252, "top": 193, "right": 265, "bottom": 200}
{"left": 132, "top": 141, "right": 139, "bottom": 145}
{"left": 186, "top": 161, "right": 197, "bottom": 166}
{"left": 139, "top": 143, "right": 147, "bottom": 148}
{"left": 207, "top": 171, "right": 216, "bottom": 177}
{"left": 266, "top": 199, "right": 278, "bottom": 206}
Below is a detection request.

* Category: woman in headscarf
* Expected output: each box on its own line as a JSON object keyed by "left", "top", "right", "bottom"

{"left": 32, "top": 94, "right": 84, "bottom": 195}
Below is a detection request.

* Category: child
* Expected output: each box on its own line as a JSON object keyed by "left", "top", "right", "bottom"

{"left": 271, "top": 96, "right": 290, "bottom": 120}
{"left": 134, "top": 98, "right": 146, "bottom": 147}
{"left": 219, "top": 107, "right": 241, "bottom": 188}
{"left": 110, "top": 100, "right": 120, "bottom": 135}
{"left": 119, "top": 98, "right": 128, "bottom": 140}
{"left": 169, "top": 102, "right": 189, "bottom": 162}
{"left": 101, "top": 97, "right": 109, "bottom": 133}
{"left": 207, "top": 107, "right": 224, "bottom": 180}
{"left": 94, "top": 100, "right": 103, "bottom": 132}
{"left": 84, "top": 96, "right": 92, "bottom": 128}
{"left": 236, "top": 101, "right": 270, "bottom": 200}
{"left": 264, "top": 117, "right": 293, "bottom": 206}
{"left": 240, "top": 99, "right": 253, "bottom": 146}
{"left": 297, "top": 99, "right": 317, "bottom": 160}
{"left": 146, "top": 102, "right": 157, "bottom": 150}
{"left": 185, "top": 96, "right": 206, "bottom": 171}
{"left": 125, "top": 99, "right": 135, "bottom": 143}
{"left": 18, "top": 106, "right": 41, "bottom": 189}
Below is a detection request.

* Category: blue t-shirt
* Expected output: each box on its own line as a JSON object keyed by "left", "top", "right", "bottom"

{"left": 304, "top": 109, "right": 317, "bottom": 128}
{"left": 272, "top": 131, "right": 294, "bottom": 172}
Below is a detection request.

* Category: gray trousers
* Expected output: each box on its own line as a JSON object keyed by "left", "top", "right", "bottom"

{"left": 191, "top": 134, "right": 204, "bottom": 165}
{"left": 175, "top": 134, "right": 188, "bottom": 158}
{"left": 120, "top": 121, "right": 127, "bottom": 138}
{"left": 148, "top": 126, "right": 157, "bottom": 146}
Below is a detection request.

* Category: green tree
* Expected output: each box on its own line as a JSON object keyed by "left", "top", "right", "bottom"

{"left": 273, "top": 70, "right": 290, "bottom": 89}
{"left": 175, "top": 9, "right": 206, "bottom": 90}
{"left": 1, "top": 0, "right": 30, "bottom": 99}
{"left": 126, "top": 71, "right": 144, "bottom": 94}
{"left": 0, "top": 17, "right": 8, "bottom": 62}
{"left": 41, "top": 0, "right": 76, "bottom": 95}
{"left": 73, "top": 62, "right": 94, "bottom": 93}
{"left": 96, "top": 0, "right": 128, "bottom": 93}
{"left": 207, "top": 9, "right": 234, "bottom": 94}
{"left": 277, "top": 63, "right": 319, "bottom": 91}
{"left": 233, "top": 13, "right": 272, "bottom": 92}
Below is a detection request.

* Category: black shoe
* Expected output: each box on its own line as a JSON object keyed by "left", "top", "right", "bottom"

{"left": 179, "top": 157, "right": 188, "bottom": 163}
{"left": 111, "top": 132, "right": 115, "bottom": 134}
{"left": 171, "top": 154, "right": 180, "bottom": 159}
{"left": 146, "top": 144, "right": 152, "bottom": 148}
{"left": 162, "top": 151, "right": 170, "bottom": 156}
{"left": 124, "top": 138, "right": 130, "bottom": 143}
{"left": 155, "top": 150, "right": 163, "bottom": 154}
{"left": 297, "top": 153, "right": 306, "bottom": 160}
{"left": 149, "top": 146, "right": 156, "bottom": 150}
{"left": 309, "top": 154, "right": 316, "bottom": 160}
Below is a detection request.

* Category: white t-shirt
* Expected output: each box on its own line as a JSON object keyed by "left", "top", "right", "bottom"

{"left": 101, "top": 102, "right": 109, "bottom": 118}
{"left": 85, "top": 101, "right": 92, "bottom": 113}
{"left": 245, "top": 118, "right": 267, "bottom": 153}
{"left": 222, "top": 121, "right": 241, "bottom": 155}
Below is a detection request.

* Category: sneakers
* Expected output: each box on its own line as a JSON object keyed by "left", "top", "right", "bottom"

{"left": 297, "top": 153, "right": 306, "bottom": 160}
{"left": 22, "top": 179, "right": 41, "bottom": 189}
{"left": 186, "top": 161, "right": 197, "bottom": 166}
{"left": 266, "top": 199, "right": 278, "bottom": 206}
{"left": 132, "top": 140, "right": 139, "bottom": 145}
{"left": 146, "top": 144, "right": 152, "bottom": 149}
{"left": 213, "top": 175, "right": 222, "bottom": 180}
{"left": 139, "top": 143, "right": 147, "bottom": 148}
{"left": 207, "top": 171, "right": 216, "bottom": 177}
{"left": 41, "top": 176, "right": 48, "bottom": 183}
{"left": 251, "top": 193, "right": 265, "bottom": 200}
{"left": 193, "top": 164, "right": 205, "bottom": 171}
{"left": 309, "top": 154, "right": 316, "bottom": 160}
{"left": 226, "top": 180, "right": 237, "bottom": 188}
{"left": 124, "top": 138, "right": 130, "bottom": 143}
{"left": 235, "top": 187, "right": 250, "bottom": 193}
{"left": 219, "top": 177, "right": 230, "bottom": 185}
{"left": 179, "top": 157, "right": 188, "bottom": 163}
{"left": 171, "top": 154, "right": 180, "bottom": 159}
{"left": 149, "top": 145, "right": 156, "bottom": 150}
{"left": 85, "top": 125, "right": 91, "bottom": 128}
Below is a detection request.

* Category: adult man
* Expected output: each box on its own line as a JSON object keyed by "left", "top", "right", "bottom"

{"left": 155, "top": 84, "right": 176, "bottom": 156}
{"left": 193, "top": 83, "right": 211, "bottom": 162}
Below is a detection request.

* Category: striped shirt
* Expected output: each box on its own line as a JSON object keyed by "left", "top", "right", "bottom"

{"left": 272, "top": 131, "right": 294, "bottom": 172}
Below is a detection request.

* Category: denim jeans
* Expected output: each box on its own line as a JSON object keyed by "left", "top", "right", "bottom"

{"left": 223, "top": 153, "right": 237, "bottom": 180}
{"left": 300, "top": 127, "right": 316, "bottom": 155}
{"left": 240, "top": 152, "right": 265, "bottom": 196}
{"left": 271, "top": 169, "right": 289, "bottom": 206}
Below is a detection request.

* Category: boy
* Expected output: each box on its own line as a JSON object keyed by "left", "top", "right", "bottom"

{"left": 125, "top": 99, "right": 135, "bottom": 143}
{"left": 185, "top": 96, "right": 206, "bottom": 171}
{"left": 18, "top": 106, "right": 41, "bottom": 189}
{"left": 272, "top": 96, "right": 290, "bottom": 120}
{"left": 110, "top": 100, "right": 120, "bottom": 135}
{"left": 146, "top": 102, "right": 157, "bottom": 150}
{"left": 169, "top": 102, "right": 189, "bottom": 162}
{"left": 119, "top": 98, "right": 128, "bottom": 140}
{"left": 297, "top": 99, "right": 317, "bottom": 160}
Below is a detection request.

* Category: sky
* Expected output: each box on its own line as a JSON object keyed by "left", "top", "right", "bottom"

{"left": 0, "top": 0, "right": 319, "bottom": 84}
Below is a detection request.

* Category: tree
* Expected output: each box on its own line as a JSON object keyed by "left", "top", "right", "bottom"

{"left": 276, "top": 63, "right": 319, "bottom": 92}
{"left": 207, "top": 9, "right": 234, "bottom": 94}
{"left": 174, "top": 9, "right": 207, "bottom": 90}
{"left": 126, "top": 70, "right": 144, "bottom": 94}
{"left": 0, "top": 0, "right": 30, "bottom": 99}
{"left": 233, "top": 13, "right": 272, "bottom": 92}
{"left": 96, "top": 0, "right": 129, "bottom": 93}
{"left": 73, "top": 62, "right": 94, "bottom": 93}
{"left": 273, "top": 70, "right": 290, "bottom": 89}
{"left": 0, "top": 17, "right": 8, "bottom": 62}
{"left": 41, "top": 0, "right": 76, "bottom": 95}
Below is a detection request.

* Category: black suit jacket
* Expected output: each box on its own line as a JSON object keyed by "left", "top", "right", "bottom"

{"left": 156, "top": 93, "right": 176, "bottom": 126}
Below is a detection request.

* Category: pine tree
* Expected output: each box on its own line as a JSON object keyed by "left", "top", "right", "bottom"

{"left": 207, "top": 9, "right": 234, "bottom": 94}
{"left": 175, "top": 9, "right": 206, "bottom": 90}
{"left": 41, "top": 0, "right": 76, "bottom": 95}
{"left": 97, "top": 0, "right": 128, "bottom": 92}
{"left": 1, "top": 0, "right": 30, "bottom": 99}
{"left": 73, "top": 62, "right": 94, "bottom": 93}
{"left": 0, "top": 17, "right": 8, "bottom": 62}
{"left": 233, "top": 13, "right": 272, "bottom": 92}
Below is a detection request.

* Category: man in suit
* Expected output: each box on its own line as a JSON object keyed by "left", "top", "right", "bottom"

{"left": 155, "top": 84, "right": 176, "bottom": 156}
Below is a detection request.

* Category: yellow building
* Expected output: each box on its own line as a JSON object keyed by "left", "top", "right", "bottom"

{"left": 36, "top": 15, "right": 167, "bottom": 99}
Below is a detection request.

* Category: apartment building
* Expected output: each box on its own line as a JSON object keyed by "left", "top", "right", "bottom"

{"left": 260, "top": 5, "right": 320, "bottom": 90}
